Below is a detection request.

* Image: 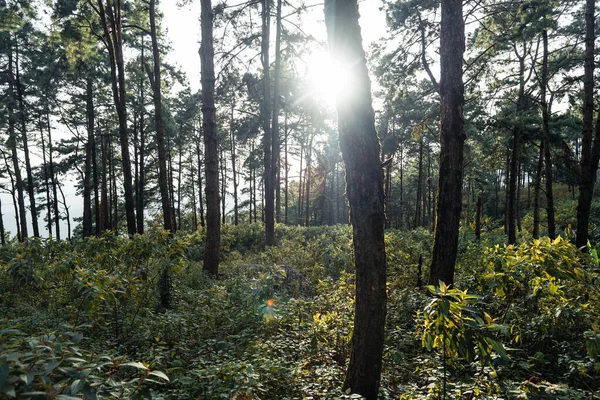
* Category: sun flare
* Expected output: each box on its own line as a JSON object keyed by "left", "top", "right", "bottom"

{"left": 304, "top": 49, "right": 353, "bottom": 104}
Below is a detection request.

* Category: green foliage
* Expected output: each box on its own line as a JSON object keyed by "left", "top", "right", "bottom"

{"left": 1, "top": 225, "right": 599, "bottom": 399}
{"left": 0, "top": 328, "right": 168, "bottom": 399}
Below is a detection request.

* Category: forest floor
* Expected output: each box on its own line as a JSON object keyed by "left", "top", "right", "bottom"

{"left": 1, "top": 223, "right": 599, "bottom": 399}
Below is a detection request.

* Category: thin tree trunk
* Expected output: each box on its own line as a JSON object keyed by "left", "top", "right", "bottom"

{"left": 475, "top": 192, "right": 482, "bottom": 240}
{"left": 15, "top": 41, "right": 39, "bottom": 238}
{"left": 47, "top": 114, "right": 60, "bottom": 239}
{"left": 7, "top": 39, "right": 27, "bottom": 240}
{"left": 533, "top": 142, "right": 544, "bottom": 239}
{"left": 38, "top": 120, "right": 52, "bottom": 237}
{"left": 148, "top": 0, "right": 175, "bottom": 233}
{"left": 261, "top": 0, "right": 275, "bottom": 245}
{"left": 95, "top": 0, "right": 136, "bottom": 235}
{"left": 415, "top": 138, "right": 423, "bottom": 229}
{"left": 58, "top": 184, "right": 71, "bottom": 241}
{"left": 137, "top": 39, "right": 146, "bottom": 234}
{"left": 93, "top": 124, "right": 101, "bottom": 236}
{"left": 0, "top": 200, "right": 5, "bottom": 245}
{"left": 230, "top": 105, "right": 239, "bottom": 225}
{"left": 272, "top": 0, "right": 283, "bottom": 224}
{"left": 541, "top": 29, "right": 556, "bottom": 240}
{"left": 196, "top": 133, "right": 205, "bottom": 228}
{"left": 83, "top": 77, "right": 94, "bottom": 237}
{"left": 101, "top": 133, "right": 110, "bottom": 232}
{"left": 284, "top": 110, "right": 289, "bottom": 225}
{"left": 508, "top": 59, "right": 522, "bottom": 245}
{"left": 3, "top": 152, "right": 21, "bottom": 241}
{"left": 305, "top": 132, "right": 313, "bottom": 226}
{"left": 201, "top": 0, "right": 220, "bottom": 275}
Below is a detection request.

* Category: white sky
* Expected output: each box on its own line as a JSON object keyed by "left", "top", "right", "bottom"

{"left": 0, "top": 0, "right": 387, "bottom": 239}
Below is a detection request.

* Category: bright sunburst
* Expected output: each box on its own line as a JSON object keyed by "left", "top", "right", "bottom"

{"left": 303, "top": 49, "right": 353, "bottom": 105}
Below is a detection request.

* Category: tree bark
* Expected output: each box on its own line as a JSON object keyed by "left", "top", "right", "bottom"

{"left": 83, "top": 77, "right": 94, "bottom": 237}
{"left": 261, "top": 0, "right": 275, "bottom": 245}
{"left": 324, "top": 1, "right": 387, "bottom": 398}
{"left": 7, "top": 38, "right": 28, "bottom": 240}
{"left": 148, "top": 0, "right": 175, "bottom": 233}
{"left": 15, "top": 42, "right": 39, "bottom": 238}
{"left": 533, "top": 142, "right": 544, "bottom": 239}
{"left": 201, "top": 0, "right": 220, "bottom": 275}
{"left": 428, "top": 0, "right": 465, "bottom": 286}
{"left": 576, "top": 0, "right": 598, "bottom": 249}
{"left": 272, "top": 0, "right": 283, "bottom": 224}
{"left": 95, "top": 0, "right": 136, "bottom": 235}
{"left": 507, "top": 46, "right": 526, "bottom": 244}
{"left": 541, "top": 28, "right": 556, "bottom": 240}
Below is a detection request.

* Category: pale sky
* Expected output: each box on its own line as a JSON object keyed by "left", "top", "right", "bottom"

{"left": 163, "top": 0, "right": 387, "bottom": 92}
{"left": 0, "top": 1, "right": 387, "bottom": 239}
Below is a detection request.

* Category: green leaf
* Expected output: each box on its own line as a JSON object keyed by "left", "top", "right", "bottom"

{"left": 149, "top": 370, "right": 170, "bottom": 382}
{"left": 0, "top": 364, "right": 8, "bottom": 387}
{"left": 121, "top": 361, "right": 148, "bottom": 371}
{"left": 0, "top": 382, "right": 16, "bottom": 398}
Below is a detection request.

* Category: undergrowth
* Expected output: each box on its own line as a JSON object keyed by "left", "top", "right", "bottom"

{"left": 1, "top": 224, "right": 599, "bottom": 399}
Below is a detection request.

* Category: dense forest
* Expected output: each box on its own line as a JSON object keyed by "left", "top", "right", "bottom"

{"left": 2, "top": 0, "right": 600, "bottom": 398}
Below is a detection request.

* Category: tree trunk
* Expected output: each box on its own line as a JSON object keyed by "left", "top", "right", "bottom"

{"left": 305, "top": 132, "right": 313, "bottom": 226}
{"left": 428, "top": 0, "right": 465, "bottom": 286}
{"left": 201, "top": 0, "right": 220, "bottom": 275}
{"left": 47, "top": 114, "right": 60, "bottom": 239}
{"left": 7, "top": 39, "right": 27, "bottom": 240}
{"left": 95, "top": 0, "right": 136, "bottom": 235}
{"left": 475, "top": 192, "right": 482, "bottom": 240}
{"left": 576, "top": 0, "right": 597, "bottom": 249}
{"left": 101, "top": 133, "right": 110, "bottom": 232}
{"left": 324, "top": 1, "right": 387, "bottom": 398}
{"left": 93, "top": 124, "right": 101, "bottom": 236}
{"left": 541, "top": 29, "right": 556, "bottom": 240}
{"left": 15, "top": 42, "right": 39, "bottom": 238}
{"left": 284, "top": 110, "right": 289, "bottom": 225}
{"left": 83, "top": 77, "right": 94, "bottom": 237}
{"left": 508, "top": 46, "right": 526, "bottom": 244}
{"left": 137, "top": 40, "right": 146, "bottom": 234}
{"left": 533, "top": 142, "right": 544, "bottom": 239}
{"left": 272, "top": 0, "right": 283, "bottom": 224}
{"left": 39, "top": 122, "right": 52, "bottom": 237}
{"left": 148, "top": 0, "right": 175, "bottom": 233}
{"left": 3, "top": 152, "right": 21, "bottom": 242}
{"left": 415, "top": 138, "right": 423, "bottom": 229}
{"left": 261, "top": 0, "right": 275, "bottom": 245}
{"left": 230, "top": 105, "right": 239, "bottom": 225}
{"left": 196, "top": 133, "right": 205, "bottom": 228}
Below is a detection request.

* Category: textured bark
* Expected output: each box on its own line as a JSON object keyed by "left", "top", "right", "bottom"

{"left": 272, "top": 0, "right": 282, "bottom": 224}
{"left": 101, "top": 134, "right": 110, "bottom": 232}
{"left": 261, "top": 0, "right": 275, "bottom": 245}
{"left": 201, "top": 0, "right": 220, "bottom": 275}
{"left": 576, "top": 0, "right": 598, "bottom": 249}
{"left": 533, "top": 142, "right": 544, "bottom": 239}
{"left": 137, "top": 42, "right": 146, "bottom": 234}
{"left": 541, "top": 29, "right": 556, "bottom": 240}
{"left": 15, "top": 43, "right": 39, "bottom": 238}
{"left": 324, "top": 1, "right": 387, "bottom": 398}
{"left": 7, "top": 39, "right": 28, "bottom": 240}
{"left": 83, "top": 78, "right": 94, "bottom": 237}
{"left": 39, "top": 122, "right": 52, "bottom": 237}
{"left": 95, "top": 0, "right": 136, "bottom": 235}
{"left": 508, "top": 47, "right": 525, "bottom": 244}
{"left": 475, "top": 193, "right": 482, "bottom": 240}
{"left": 428, "top": 0, "right": 465, "bottom": 286}
{"left": 47, "top": 114, "right": 60, "bottom": 239}
{"left": 196, "top": 135, "right": 205, "bottom": 228}
{"left": 230, "top": 105, "right": 239, "bottom": 225}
